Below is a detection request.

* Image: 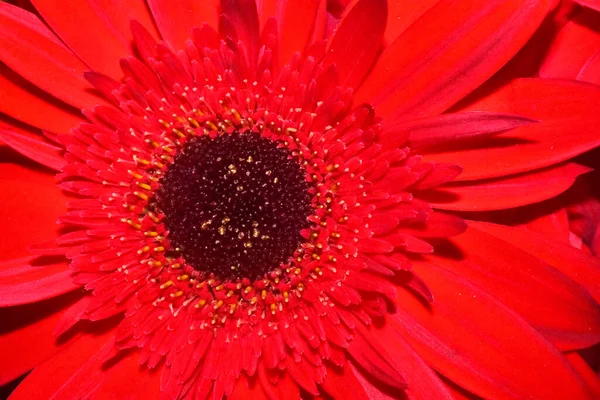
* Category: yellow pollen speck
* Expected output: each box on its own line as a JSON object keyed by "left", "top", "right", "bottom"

{"left": 173, "top": 128, "right": 186, "bottom": 138}
{"left": 195, "top": 299, "right": 207, "bottom": 308}
{"left": 218, "top": 226, "right": 226, "bottom": 235}
{"left": 134, "top": 191, "right": 148, "bottom": 201}
{"left": 244, "top": 242, "right": 252, "bottom": 248}
{"left": 201, "top": 220, "right": 212, "bottom": 229}
{"left": 128, "top": 170, "right": 143, "bottom": 179}
{"left": 160, "top": 280, "right": 173, "bottom": 289}
{"left": 127, "top": 220, "right": 142, "bottom": 230}
{"left": 177, "top": 274, "right": 189, "bottom": 281}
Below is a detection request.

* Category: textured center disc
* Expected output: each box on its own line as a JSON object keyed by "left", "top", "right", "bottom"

{"left": 156, "top": 132, "right": 312, "bottom": 280}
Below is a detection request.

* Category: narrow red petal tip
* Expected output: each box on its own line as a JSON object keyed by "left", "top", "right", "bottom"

{"left": 0, "top": 128, "right": 66, "bottom": 171}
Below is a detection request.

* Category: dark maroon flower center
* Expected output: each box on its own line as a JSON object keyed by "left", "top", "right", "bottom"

{"left": 155, "top": 131, "right": 312, "bottom": 280}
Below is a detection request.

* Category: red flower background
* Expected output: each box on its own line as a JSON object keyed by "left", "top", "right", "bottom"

{"left": 1, "top": 0, "right": 600, "bottom": 399}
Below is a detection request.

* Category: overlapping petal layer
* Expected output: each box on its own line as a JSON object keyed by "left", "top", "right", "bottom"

{"left": 0, "top": 0, "right": 598, "bottom": 399}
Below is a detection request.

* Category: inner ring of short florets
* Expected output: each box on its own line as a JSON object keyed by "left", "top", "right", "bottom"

{"left": 153, "top": 131, "right": 313, "bottom": 280}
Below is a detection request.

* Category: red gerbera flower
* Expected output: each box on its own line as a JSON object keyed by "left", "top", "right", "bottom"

{"left": 2, "top": 0, "right": 600, "bottom": 399}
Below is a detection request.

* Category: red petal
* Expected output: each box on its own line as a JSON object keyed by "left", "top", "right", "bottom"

{"left": 519, "top": 207, "right": 572, "bottom": 244}
{"left": 357, "top": 322, "right": 455, "bottom": 399}
{"left": 431, "top": 79, "right": 600, "bottom": 181}
{"left": 346, "top": 364, "right": 398, "bottom": 399}
{"left": 540, "top": 7, "right": 600, "bottom": 80}
{"left": 390, "top": 111, "right": 535, "bottom": 150}
{"left": 413, "top": 163, "right": 462, "bottom": 191}
{"left": 0, "top": 293, "right": 81, "bottom": 385}
{"left": 220, "top": 0, "right": 260, "bottom": 68}
{"left": 257, "top": 364, "right": 302, "bottom": 399}
{"left": 30, "top": 0, "right": 157, "bottom": 79}
{"left": 567, "top": 353, "right": 600, "bottom": 399}
{"left": 229, "top": 374, "right": 268, "bottom": 400}
{"left": 355, "top": 238, "right": 393, "bottom": 253}
{"left": 574, "top": 0, "right": 600, "bottom": 11}
{"left": 321, "top": 363, "right": 373, "bottom": 399}
{"left": 0, "top": 3, "right": 106, "bottom": 109}
{"left": 354, "top": 0, "right": 554, "bottom": 118}
{"left": 384, "top": 0, "right": 439, "bottom": 45}
{"left": 53, "top": 296, "right": 92, "bottom": 337}
{"left": 468, "top": 221, "right": 600, "bottom": 303}
{"left": 9, "top": 334, "right": 109, "bottom": 399}
{"left": 278, "top": 0, "right": 323, "bottom": 67}
{"left": 393, "top": 262, "right": 593, "bottom": 399}
{"left": 148, "top": 0, "right": 219, "bottom": 51}
{"left": 8, "top": 331, "right": 158, "bottom": 400}
{"left": 427, "top": 225, "right": 600, "bottom": 350}
{"left": 396, "top": 211, "right": 467, "bottom": 237}
{"left": 346, "top": 325, "right": 406, "bottom": 391}
{"left": 256, "top": 0, "right": 279, "bottom": 32}
{"left": 325, "top": 0, "right": 387, "bottom": 89}
{"left": 309, "top": 1, "right": 327, "bottom": 43}
{"left": 578, "top": 48, "right": 600, "bottom": 85}
{"left": 0, "top": 128, "right": 66, "bottom": 171}
{"left": 0, "top": 162, "right": 67, "bottom": 260}
{"left": 426, "top": 163, "right": 591, "bottom": 211}
{"left": 0, "top": 64, "right": 83, "bottom": 134}
{"left": 86, "top": 349, "right": 161, "bottom": 399}
{"left": 0, "top": 257, "right": 79, "bottom": 307}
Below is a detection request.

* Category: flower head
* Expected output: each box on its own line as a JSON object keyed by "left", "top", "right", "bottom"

{"left": 2, "top": 0, "right": 600, "bottom": 399}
